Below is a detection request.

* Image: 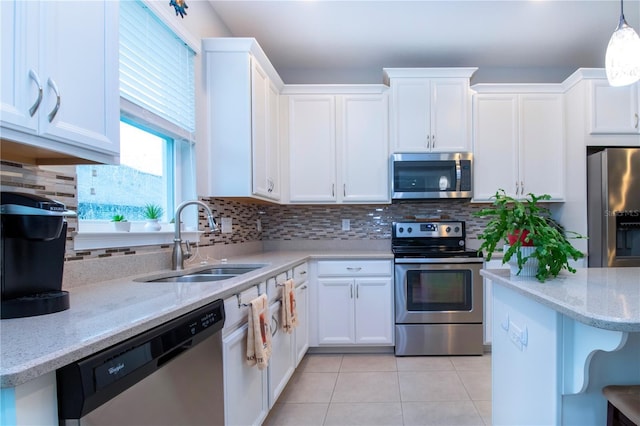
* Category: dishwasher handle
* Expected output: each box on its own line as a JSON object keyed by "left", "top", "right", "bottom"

{"left": 57, "top": 299, "right": 225, "bottom": 420}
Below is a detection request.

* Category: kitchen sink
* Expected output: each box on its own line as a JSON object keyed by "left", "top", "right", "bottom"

{"left": 143, "top": 264, "right": 267, "bottom": 283}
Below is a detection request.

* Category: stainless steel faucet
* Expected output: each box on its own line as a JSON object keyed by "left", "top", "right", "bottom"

{"left": 172, "top": 200, "right": 218, "bottom": 270}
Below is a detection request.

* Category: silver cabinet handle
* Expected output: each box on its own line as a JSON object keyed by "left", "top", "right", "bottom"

{"left": 271, "top": 314, "right": 279, "bottom": 337}
{"left": 346, "top": 267, "right": 362, "bottom": 272}
{"left": 343, "top": 183, "right": 346, "bottom": 197}
{"left": 356, "top": 284, "right": 359, "bottom": 298}
{"left": 432, "top": 134, "right": 435, "bottom": 149}
{"left": 350, "top": 284, "right": 353, "bottom": 299}
{"left": 515, "top": 181, "right": 519, "bottom": 195}
{"left": 426, "top": 134, "right": 430, "bottom": 149}
{"left": 635, "top": 113, "right": 639, "bottom": 129}
{"left": 332, "top": 184, "right": 335, "bottom": 197}
{"left": 299, "top": 270, "right": 307, "bottom": 275}
{"left": 300, "top": 285, "right": 307, "bottom": 290}
{"left": 28, "top": 69, "right": 43, "bottom": 117}
{"left": 520, "top": 181, "right": 524, "bottom": 196}
{"left": 47, "top": 78, "right": 60, "bottom": 122}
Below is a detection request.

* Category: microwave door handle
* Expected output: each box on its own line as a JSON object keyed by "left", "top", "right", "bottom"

{"left": 455, "top": 160, "right": 461, "bottom": 192}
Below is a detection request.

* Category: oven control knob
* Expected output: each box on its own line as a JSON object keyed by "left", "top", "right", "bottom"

{"left": 445, "top": 226, "right": 451, "bottom": 233}
{"left": 407, "top": 227, "right": 413, "bottom": 234}
{"left": 398, "top": 227, "right": 404, "bottom": 234}
{"left": 454, "top": 226, "right": 460, "bottom": 233}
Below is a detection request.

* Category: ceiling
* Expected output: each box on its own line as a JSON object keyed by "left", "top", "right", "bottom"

{"left": 207, "top": 0, "right": 640, "bottom": 84}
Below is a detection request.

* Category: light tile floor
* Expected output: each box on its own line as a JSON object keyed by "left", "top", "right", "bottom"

{"left": 263, "top": 353, "right": 492, "bottom": 426}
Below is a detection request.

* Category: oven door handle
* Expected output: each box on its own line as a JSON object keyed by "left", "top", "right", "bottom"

{"left": 394, "top": 257, "right": 484, "bottom": 264}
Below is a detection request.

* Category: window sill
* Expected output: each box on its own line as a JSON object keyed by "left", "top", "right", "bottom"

{"left": 73, "top": 221, "right": 202, "bottom": 250}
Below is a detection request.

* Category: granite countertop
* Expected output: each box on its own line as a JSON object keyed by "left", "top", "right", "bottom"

{"left": 0, "top": 250, "right": 392, "bottom": 388}
{"left": 481, "top": 268, "right": 640, "bottom": 332}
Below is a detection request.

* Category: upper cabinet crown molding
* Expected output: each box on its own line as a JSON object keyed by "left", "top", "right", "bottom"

{"left": 282, "top": 84, "right": 389, "bottom": 95}
{"left": 383, "top": 67, "right": 478, "bottom": 83}
{"left": 472, "top": 83, "right": 564, "bottom": 94}
{"left": 202, "top": 38, "right": 284, "bottom": 90}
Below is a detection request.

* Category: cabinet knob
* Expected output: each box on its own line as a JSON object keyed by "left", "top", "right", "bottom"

{"left": 432, "top": 134, "right": 435, "bottom": 148}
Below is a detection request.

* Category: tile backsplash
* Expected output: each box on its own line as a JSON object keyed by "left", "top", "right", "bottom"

{"left": 1, "top": 161, "right": 489, "bottom": 264}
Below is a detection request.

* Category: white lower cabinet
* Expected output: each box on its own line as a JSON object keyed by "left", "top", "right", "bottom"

{"left": 268, "top": 300, "right": 295, "bottom": 408}
{"left": 294, "top": 278, "right": 310, "bottom": 365}
{"left": 316, "top": 260, "right": 394, "bottom": 346}
{"left": 222, "top": 324, "right": 269, "bottom": 426}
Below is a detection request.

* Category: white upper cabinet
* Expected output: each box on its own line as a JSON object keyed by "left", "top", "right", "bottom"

{"left": 202, "top": 38, "right": 284, "bottom": 202}
{"left": 590, "top": 79, "right": 640, "bottom": 134}
{"left": 472, "top": 85, "right": 565, "bottom": 201}
{"left": 285, "top": 86, "right": 390, "bottom": 204}
{"left": 1, "top": 0, "right": 119, "bottom": 164}
{"left": 384, "top": 68, "right": 477, "bottom": 153}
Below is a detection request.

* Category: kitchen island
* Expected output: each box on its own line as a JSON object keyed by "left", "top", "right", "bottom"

{"left": 481, "top": 268, "right": 640, "bottom": 426}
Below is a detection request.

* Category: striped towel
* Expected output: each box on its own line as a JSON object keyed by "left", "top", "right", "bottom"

{"left": 246, "top": 293, "right": 272, "bottom": 370}
{"left": 281, "top": 279, "right": 298, "bottom": 334}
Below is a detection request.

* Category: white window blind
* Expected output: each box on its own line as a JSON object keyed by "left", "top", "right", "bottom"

{"left": 120, "top": 0, "right": 195, "bottom": 133}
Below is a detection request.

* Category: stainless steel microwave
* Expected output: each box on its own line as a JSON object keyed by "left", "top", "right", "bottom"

{"left": 391, "top": 152, "right": 473, "bottom": 200}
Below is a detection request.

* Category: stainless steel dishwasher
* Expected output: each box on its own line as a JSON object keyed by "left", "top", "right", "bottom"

{"left": 57, "top": 299, "right": 225, "bottom": 425}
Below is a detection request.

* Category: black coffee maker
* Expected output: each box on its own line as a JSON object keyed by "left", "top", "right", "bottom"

{"left": 1, "top": 192, "right": 75, "bottom": 319}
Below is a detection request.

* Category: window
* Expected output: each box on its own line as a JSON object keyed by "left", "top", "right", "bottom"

{"left": 75, "top": 0, "right": 196, "bottom": 246}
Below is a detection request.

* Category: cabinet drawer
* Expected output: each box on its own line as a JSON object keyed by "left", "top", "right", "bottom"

{"left": 317, "top": 260, "right": 392, "bottom": 277}
{"left": 223, "top": 283, "right": 265, "bottom": 332}
{"left": 293, "top": 262, "right": 308, "bottom": 282}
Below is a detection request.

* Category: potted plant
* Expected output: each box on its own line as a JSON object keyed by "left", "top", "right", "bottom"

{"left": 142, "top": 203, "right": 164, "bottom": 231}
{"left": 111, "top": 214, "right": 131, "bottom": 232}
{"left": 473, "top": 189, "right": 585, "bottom": 282}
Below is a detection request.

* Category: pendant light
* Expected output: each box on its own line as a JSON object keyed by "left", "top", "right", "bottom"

{"left": 605, "top": 0, "right": 640, "bottom": 87}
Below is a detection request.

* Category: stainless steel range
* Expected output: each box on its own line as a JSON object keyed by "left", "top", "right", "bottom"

{"left": 392, "top": 221, "right": 484, "bottom": 356}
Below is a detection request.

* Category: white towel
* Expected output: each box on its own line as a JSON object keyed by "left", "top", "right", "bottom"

{"left": 246, "top": 293, "right": 272, "bottom": 370}
{"left": 281, "top": 279, "right": 298, "bottom": 334}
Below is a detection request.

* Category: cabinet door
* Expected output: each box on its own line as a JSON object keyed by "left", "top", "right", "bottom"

{"left": 338, "top": 94, "right": 390, "bottom": 202}
{"left": 430, "top": 78, "right": 471, "bottom": 152}
{"left": 354, "top": 277, "right": 394, "bottom": 345}
{"left": 519, "top": 94, "right": 565, "bottom": 200}
{"left": 317, "top": 278, "right": 355, "bottom": 344}
{"left": 266, "top": 79, "right": 281, "bottom": 200}
{"left": 0, "top": 0, "right": 39, "bottom": 135}
{"left": 590, "top": 80, "right": 639, "bottom": 134}
{"left": 222, "top": 325, "right": 269, "bottom": 426}
{"left": 390, "top": 78, "right": 431, "bottom": 152}
{"left": 288, "top": 95, "right": 337, "bottom": 202}
{"left": 38, "top": 1, "right": 119, "bottom": 154}
{"left": 268, "top": 302, "right": 295, "bottom": 408}
{"left": 251, "top": 59, "right": 270, "bottom": 197}
{"left": 294, "top": 282, "right": 310, "bottom": 366}
{"left": 472, "top": 94, "right": 519, "bottom": 200}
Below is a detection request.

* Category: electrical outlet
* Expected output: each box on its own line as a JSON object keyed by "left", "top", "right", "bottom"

{"left": 221, "top": 217, "right": 232, "bottom": 233}
{"left": 342, "top": 219, "right": 350, "bottom": 231}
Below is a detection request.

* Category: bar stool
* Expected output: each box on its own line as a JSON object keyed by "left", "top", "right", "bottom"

{"left": 602, "top": 385, "right": 640, "bottom": 426}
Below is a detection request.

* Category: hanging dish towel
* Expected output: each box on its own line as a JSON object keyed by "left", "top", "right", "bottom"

{"left": 246, "top": 293, "right": 272, "bottom": 370}
{"left": 281, "top": 279, "right": 298, "bottom": 334}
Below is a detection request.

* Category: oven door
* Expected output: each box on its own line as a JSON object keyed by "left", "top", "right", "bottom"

{"left": 395, "top": 259, "right": 483, "bottom": 324}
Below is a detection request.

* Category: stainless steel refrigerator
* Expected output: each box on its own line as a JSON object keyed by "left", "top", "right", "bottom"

{"left": 587, "top": 147, "right": 640, "bottom": 267}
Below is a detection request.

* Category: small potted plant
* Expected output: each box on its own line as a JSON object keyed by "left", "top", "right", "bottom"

{"left": 111, "top": 214, "right": 131, "bottom": 232}
{"left": 473, "top": 189, "right": 585, "bottom": 282}
{"left": 142, "top": 203, "right": 164, "bottom": 231}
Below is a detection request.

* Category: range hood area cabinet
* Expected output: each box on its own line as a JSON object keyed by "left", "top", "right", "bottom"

{"left": 0, "top": 0, "right": 119, "bottom": 165}
{"left": 384, "top": 68, "right": 477, "bottom": 154}
{"left": 202, "top": 38, "right": 284, "bottom": 202}
{"left": 472, "top": 85, "right": 565, "bottom": 201}
{"left": 282, "top": 86, "right": 390, "bottom": 204}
